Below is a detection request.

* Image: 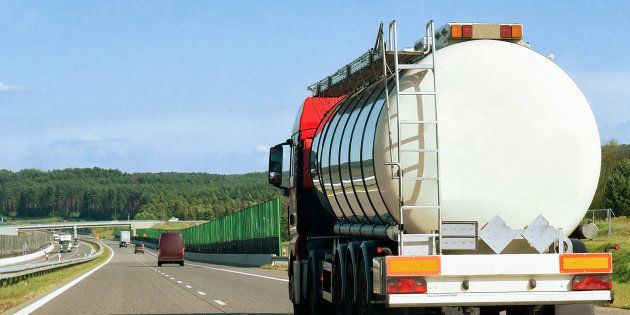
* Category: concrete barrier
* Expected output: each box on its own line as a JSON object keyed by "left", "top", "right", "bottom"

{"left": 271, "top": 255, "right": 289, "bottom": 267}
{"left": 185, "top": 252, "right": 272, "bottom": 267}
{"left": 0, "top": 243, "right": 54, "bottom": 267}
{"left": 133, "top": 240, "right": 275, "bottom": 267}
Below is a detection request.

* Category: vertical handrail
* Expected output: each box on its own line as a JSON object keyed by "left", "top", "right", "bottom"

{"left": 425, "top": 20, "right": 442, "bottom": 254}
{"left": 381, "top": 23, "right": 395, "bottom": 179}
{"left": 389, "top": 20, "right": 405, "bottom": 255}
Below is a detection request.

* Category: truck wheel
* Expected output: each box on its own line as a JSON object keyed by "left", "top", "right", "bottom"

{"left": 571, "top": 239, "right": 588, "bottom": 253}
{"left": 344, "top": 257, "right": 358, "bottom": 315}
{"left": 333, "top": 258, "right": 346, "bottom": 315}
{"left": 357, "top": 259, "right": 385, "bottom": 315}
{"left": 158, "top": 262, "right": 162, "bottom": 267}
{"left": 180, "top": 261, "right": 185, "bottom": 266}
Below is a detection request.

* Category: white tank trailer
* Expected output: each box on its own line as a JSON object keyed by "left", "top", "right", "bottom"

{"left": 269, "top": 21, "right": 611, "bottom": 315}
{"left": 310, "top": 39, "right": 600, "bottom": 253}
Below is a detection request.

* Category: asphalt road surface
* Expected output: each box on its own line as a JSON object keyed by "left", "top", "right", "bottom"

{"left": 18, "top": 240, "right": 630, "bottom": 315}
{"left": 31, "top": 240, "right": 292, "bottom": 314}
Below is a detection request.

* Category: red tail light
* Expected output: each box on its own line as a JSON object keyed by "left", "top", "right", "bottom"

{"left": 461, "top": 25, "right": 473, "bottom": 38}
{"left": 386, "top": 277, "right": 427, "bottom": 294}
{"left": 500, "top": 25, "right": 512, "bottom": 38}
{"left": 572, "top": 275, "right": 612, "bottom": 291}
{"left": 180, "top": 248, "right": 185, "bottom": 255}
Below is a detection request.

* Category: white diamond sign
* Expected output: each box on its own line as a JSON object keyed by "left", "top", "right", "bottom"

{"left": 479, "top": 216, "right": 520, "bottom": 254}
{"left": 521, "top": 215, "right": 560, "bottom": 254}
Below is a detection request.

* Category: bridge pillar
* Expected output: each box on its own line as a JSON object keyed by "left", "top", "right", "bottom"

{"left": 73, "top": 225, "right": 77, "bottom": 239}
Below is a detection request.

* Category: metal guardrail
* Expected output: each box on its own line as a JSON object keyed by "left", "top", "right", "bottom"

{"left": 0, "top": 239, "right": 104, "bottom": 286}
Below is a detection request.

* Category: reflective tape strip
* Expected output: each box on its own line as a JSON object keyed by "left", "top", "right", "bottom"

{"left": 559, "top": 253, "right": 612, "bottom": 273}
{"left": 386, "top": 256, "right": 441, "bottom": 276}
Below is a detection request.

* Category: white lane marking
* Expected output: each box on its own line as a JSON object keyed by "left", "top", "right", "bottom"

{"left": 187, "top": 263, "right": 289, "bottom": 283}
{"left": 197, "top": 291, "right": 206, "bottom": 295}
{"left": 177, "top": 280, "right": 182, "bottom": 284}
{"left": 144, "top": 248, "right": 288, "bottom": 282}
{"left": 15, "top": 242, "right": 115, "bottom": 315}
{"left": 213, "top": 300, "right": 226, "bottom": 306}
{"left": 185, "top": 285, "right": 192, "bottom": 288}
{"left": 170, "top": 277, "right": 175, "bottom": 280}
{"left": 165, "top": 274, "right": 169, "bottom": 277}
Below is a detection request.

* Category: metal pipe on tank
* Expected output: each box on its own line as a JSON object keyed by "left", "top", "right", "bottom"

{"left": 334, "top": 223, "right": 398, "bottom": 241}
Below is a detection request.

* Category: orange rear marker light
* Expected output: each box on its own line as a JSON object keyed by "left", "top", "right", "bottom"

{"left": 450, "top": 24, "right": 462, "bottom": 38}
{"left": 560, "top": 253, "right": 612, "bottom": 273}
{"left": 511, "top": 24, "right": 523, "bottom": 39}
{"left": 386, "top": 256, "right": 441, "bottom": 276}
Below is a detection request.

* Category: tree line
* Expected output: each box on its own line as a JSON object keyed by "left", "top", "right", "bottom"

{"left": 0, "top": 141, "right": 628, "bottom": 222}
{"left": 0, "top": 168, "right": 284, "bottom": 221}
{"left": 590, "top": 140, "right": 630, "bottom": 216}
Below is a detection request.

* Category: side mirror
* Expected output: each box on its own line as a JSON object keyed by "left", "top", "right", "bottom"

{"left": 268, "top": 140, "right": 291, "bottom": 195}
{"left": 268, "top": 145, "right": 284, "bottom": 187}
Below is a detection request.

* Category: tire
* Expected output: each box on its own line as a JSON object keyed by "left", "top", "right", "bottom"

{"left": 344, "top": 256, "right": 358, "bottom": 315}
{"left": 158, "top": 262, "right": 162, "bottom": 267}
{"left": 571, "top": 239, "right": 589, "bottom": 253}
{"left": 333, "top": 257, "right": 346, "bottom": 315}
{"left": 180, "top": 261, "right": 185, "bottom": 266}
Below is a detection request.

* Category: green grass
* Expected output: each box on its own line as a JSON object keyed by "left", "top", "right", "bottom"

{"left": 584, "top": 216, "right": 630, "bottom": 309}
{"left": 0, "top": 245, "right": 112, "bottom": 313}
{"left": 260, "top": 264, "right": 288, "bottom": 271}
{"left": 150, "top": 221, "right": 202, "bottom": 230}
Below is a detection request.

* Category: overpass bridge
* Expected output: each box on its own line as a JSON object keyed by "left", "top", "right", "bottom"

{"left": 0, "top": 220, "right": 162, "bottom": 236}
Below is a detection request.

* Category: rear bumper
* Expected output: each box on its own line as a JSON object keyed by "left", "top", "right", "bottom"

{"left": 374, "top": 253, "right": 614, "bottom": 307}
{"left": 387, "top": 290, "right": 612, "bottom": 307}
{"left": 159, "top": 256, "right": 184, "bottom": 262}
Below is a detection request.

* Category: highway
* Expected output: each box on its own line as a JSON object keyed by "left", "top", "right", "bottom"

{"left": 16, "top": 240, "right": 629, "bottom": 315}
{"left": 2, "top": 239, "right": 93, "bottom": 267}
{"left": 29, "top": 240, "right": 292, "bottom": 314}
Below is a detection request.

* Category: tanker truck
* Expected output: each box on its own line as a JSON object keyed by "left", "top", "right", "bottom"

{"left": 268, "top": 21, "right": 612, "bottom": 315}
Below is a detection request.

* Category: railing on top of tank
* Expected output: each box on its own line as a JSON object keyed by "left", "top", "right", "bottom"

{"left": 134, "top": 198, "right": 282, "bottom": 256}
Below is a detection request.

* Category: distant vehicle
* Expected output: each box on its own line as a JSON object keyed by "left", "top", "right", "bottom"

{"left": 52, "top": 233, "right": 60, "bottom": 241}
{"left": 157, "top": 232, "right": 184, "bottom": 266}
{"left": 119, "top": 231, "right": 131, "bottom": 248}
{"left": 134, "top": 243, "right": 145, "bottom": 254}
{"left": 59, "top": 234, "right": 73, "bottom": 253}
{"left": 168, "top": 217, "right": 179, "bottom": 222}
{"left": 72, "top": 239, "right": 79, "bottom": 248}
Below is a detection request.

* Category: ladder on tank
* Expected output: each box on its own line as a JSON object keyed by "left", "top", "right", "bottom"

{"left": 383, "top": 21, "right": 443, "bottom": 255}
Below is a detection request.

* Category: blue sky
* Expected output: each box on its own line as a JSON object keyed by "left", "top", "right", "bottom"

{"left": 0, "top": 1, "right": 628, "bottom": 173}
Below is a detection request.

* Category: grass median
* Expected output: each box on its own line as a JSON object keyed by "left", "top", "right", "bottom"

{"left": 0, "top": 242, "right": 112, "bottom": 313}
{"left": 585, "top": 216, "right": 630, "bottom": 309}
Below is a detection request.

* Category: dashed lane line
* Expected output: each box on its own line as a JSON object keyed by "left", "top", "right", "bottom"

{"left": 197, "top": 291, "right": 206, "bottom": 296}
{"left": 214, "top": 300, "right": 227, "bottom": 306}
{"left": 143, "top": 248, "right": 288, "bottom": 283}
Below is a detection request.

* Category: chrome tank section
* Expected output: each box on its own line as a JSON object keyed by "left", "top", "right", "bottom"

{"left": 310, "top": 40, "right": 601, "bottom": 236}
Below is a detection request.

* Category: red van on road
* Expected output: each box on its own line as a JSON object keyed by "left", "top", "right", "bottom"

{"left": 157, "top": 232, "right": 185, "bottom": 266}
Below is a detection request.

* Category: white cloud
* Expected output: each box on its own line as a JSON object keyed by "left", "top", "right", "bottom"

{"left": 256, "top": 144, "right": 270, "bottom": 153}
{"left": 0, "top": 81, "right": 26, "bottom": 92}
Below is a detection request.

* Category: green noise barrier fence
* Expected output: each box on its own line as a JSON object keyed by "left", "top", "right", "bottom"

{"left": 134, "top": 198, "right": 282, "bottom": 255}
